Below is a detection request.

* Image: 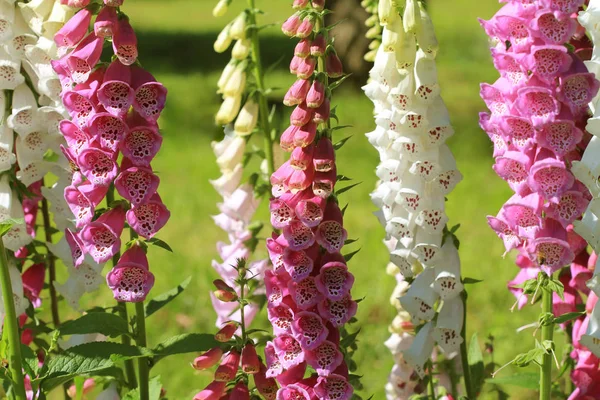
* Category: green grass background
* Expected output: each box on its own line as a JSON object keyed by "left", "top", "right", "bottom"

{"left": 49, "top": 0, "right": 552, "bottom": 398}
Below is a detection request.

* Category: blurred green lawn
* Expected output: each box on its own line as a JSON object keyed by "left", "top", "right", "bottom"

{"left": 50, "top": 0, "right": 551, "bottom": 398}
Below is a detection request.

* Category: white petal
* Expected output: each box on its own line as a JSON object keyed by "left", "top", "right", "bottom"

{"left": 399, "top": 267, "right": 438, "bottom": 322}
{"left": 402, "top": 321, "right": 435, "bottom": 377}
{"left": 433, "top": 241, "right": 464, "bottom": 300}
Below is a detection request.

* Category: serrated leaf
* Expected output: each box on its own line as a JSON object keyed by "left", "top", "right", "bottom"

{"left": 145, "top": 277, "right": 192, "bottom": 318}
{"left": 39, "top": 342, "right": 151, "bottom": 391}
{"left": 554, "top": 311, "right": 585, "bottom": 325}
{"left": 486, "top": 372, "right": 540, "bottom": 390}
{"left": 333, "top": 135, "right": 352, "bottom": 150}
{"left": 343, "top": 248, "right": 361, "bottom": 262}
{"left": 21, "top": 344, "right": 39, "bottom": 378}
{"left": 468, "top": 333, "right": 485, "bottom": 395}
{"left": 152, "top": 334, "right": 219, "bottom": 364}
{"left": 463, "top": 277, "right": 483, "bottom": 285}
{"left": 59, "top": 313, "right": 130, "bottom": 338}
{"left": 146, "top": 238, "right": 173, "bottom": 252}
{"left": 336, "top": 182, "right": 362, "bottom": 196}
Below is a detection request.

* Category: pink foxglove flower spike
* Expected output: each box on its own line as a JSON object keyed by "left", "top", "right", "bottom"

{"left": 50, "top": 0, "right": 170, "bottom": 304}
{"left": 260, "top": 1, "right": 362, "bottom": 399}
{"left": 481, "top": 0, "right": 599, "bottom": 398}
{"left": 564, "top": 3, "right": 600, "bottom": 398}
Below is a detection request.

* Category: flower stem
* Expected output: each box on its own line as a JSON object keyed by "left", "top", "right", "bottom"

{"left": 135, "top": 301, "right": 149, "bottom": 400}
{"left": 40, "top": 192, "right": 60, "bottom": 328}
{"left": 427, "top": 362, "right": 435, "bottom": 399}
{"left": 107, "top": 186, "right": 137, "bottom": 389}
{"left": 460, "top": 290, "right": 475, "bottom": 399}
{"left": 0, "top": 240, "right": 27, "bottom": 400}
{"left": 314, "top": 16, "right": 332, "bottom": 137}
{"left": 247, "top": 0, "right": 275, "bottom": 176}
{"left": 540, "top": 286, "right": 553, "bottom": 400}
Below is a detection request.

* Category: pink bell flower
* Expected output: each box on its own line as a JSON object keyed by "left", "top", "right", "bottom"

{"left": 106, "top": 244, "right": 154, "bottom": 302}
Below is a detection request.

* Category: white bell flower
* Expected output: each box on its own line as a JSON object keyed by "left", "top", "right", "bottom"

{"left": 402, "top": 321, "right": 435, "bottom": 377}
{"left": 7, "top": 83, "right": 39, "bottom": 136}
{"left": 433, "top": 297, "right": 464, "bottom": 356}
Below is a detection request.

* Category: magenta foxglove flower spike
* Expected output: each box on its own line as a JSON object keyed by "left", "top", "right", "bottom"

{"left": 480, "top": 1, "right": 599, "bottom": 397}
{"left": 262, "top": 1, "right": 359, "bottom": 398}
{"left": 562, "top": 5, "right": 600, "bottom": 398}
{"left": 50, "top": 0, "right": 170, "bottom": 302}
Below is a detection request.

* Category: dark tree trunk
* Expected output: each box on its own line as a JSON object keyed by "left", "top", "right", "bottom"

{"left": 326, "top": 0, "right": 371, "bottom": 88}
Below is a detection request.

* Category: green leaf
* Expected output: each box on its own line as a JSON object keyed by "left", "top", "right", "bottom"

{"left": 59, "top": 313, "right": 130, "bottom": 338}
{"left": 463, "top": 277, "right": 483, "bottom": 285}
{"left": 21, "top": 344, "right": 39, "bottom": 378}
{"left": 468, "top": 333, "right": 485, "bottom": 395}
{"left": 333, "top": 135, "right": 352, "bottom": 150}
{"left": 39, "top": 342, "right": 150, "bottom": 391}
{"left": 329, "top": 73, "right": 352, "bottom": 91}
{"left": 152, "top": 334, "right": 219, "bottom": 364}
{"left": 486, "top": 372, "right": 540, "bottom": 390}
{"left": 145, "top": 277, "right": 192, "bottom": 318}
{"left": 123, "top": 375, "right": 162, "bottom": 400}
{"left": 546, "top": 278, "right": 564, "bottom": 300}
{"left": 146, "top": 238, "right": 173, "bottom": 252}
{"left": 0, "top": 218, "right": 24, "bottom": 236}
{"left": 554, "top": 311, "right": 585, "bottom": 325}
{"left": 336, "top": 182, "right": 362, "bottom": 196}
{"left": 331, "top": 124, "right": 353, "bottom": 131}
{"left": 343, "top": 248, "right": 361, "bottom": 262}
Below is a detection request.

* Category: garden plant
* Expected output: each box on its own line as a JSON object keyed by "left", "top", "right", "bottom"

{"left": 1, "top": 0, "right": 600, "bottom": 399}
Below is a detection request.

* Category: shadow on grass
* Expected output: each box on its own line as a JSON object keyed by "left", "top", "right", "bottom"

{"left": 137, "top": 30, "right": 295, "bottom": 75}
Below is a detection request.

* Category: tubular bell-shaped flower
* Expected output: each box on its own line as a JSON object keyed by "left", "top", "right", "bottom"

{"left": 362, "top": 0, "right": 463, "bottom": 395}
{"left": 567, "top": 3, "right": 600, "bottom": 398}
{"left": 261, "top": 1, "right": 359, "bottom": 399}
{"left": 480, "top": 1, "right": 599, "bottom": 398}
{"left": 51, "top": 0, "right": 169, "bottom": 302}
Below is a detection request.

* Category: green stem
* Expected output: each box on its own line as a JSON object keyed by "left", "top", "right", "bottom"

{"left": 135, "top": 302, "right": 149, "bottom": 400}
{"left": 0, "top": 240, "right": 27, "bottom": 400}
{"left": 540, "top": 286, "right": 553, "bottom": 400}
{"left": 314, "top": 16, "right": 331, "bottom": 137}
{"left": 40, "top": 194, "right": 60, "bottom": 328}
{"left": 247, "top": 0, "right": 275, "bottom": 176}
{"left": 118, "top": 303, "right": 137, "bottom": 389}
{"left": 460, "top": 290, "right": 475, "bottom": 399}
{"left": 428, "top": 362, "right": 435, "bottom": 399}
{"left": 107, "top": 186, "right": 137, "bottom": 389}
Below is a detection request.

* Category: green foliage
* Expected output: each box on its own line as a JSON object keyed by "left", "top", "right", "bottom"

{"left": 486, "top": 373, "right": 540, "bottom": 390}
{"left": 37, "top": 342, "right": 151, "bottom": 391}
{"left": 0, "top": 218, "right": 24, "bottom": 237}
{"left": 468, "top": 333, "right": 485, "bottom": 395}
{"left": 123, "top": 376, "right": 163, "bottom": 400}
{"left": 58, "top": 313, "right": 131, "bottom": 338}
{"left": 145, "top": 277, "right": 192, "bottom": 318}
{"left": 152, "top": 333, "right": 220, "bottom": 365}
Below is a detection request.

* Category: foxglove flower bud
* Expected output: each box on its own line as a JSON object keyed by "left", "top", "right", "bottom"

{"left": 213, "top": 0, "right": 229, "bottom": 18}
{"left": 192, "top": 347, "right": 224, "bottom": 370}
{"left": 234, "top": 98, "right": 259, "bottom": 135}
